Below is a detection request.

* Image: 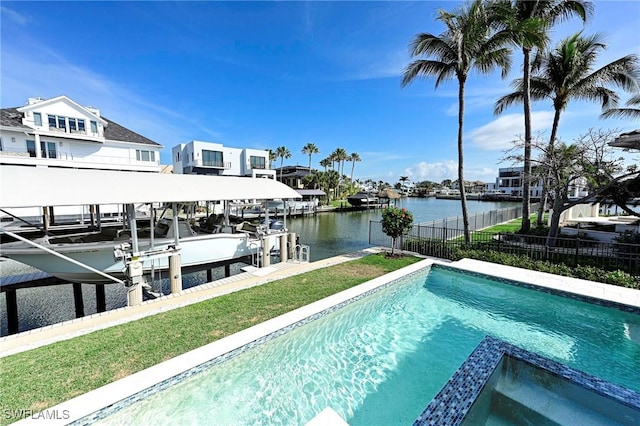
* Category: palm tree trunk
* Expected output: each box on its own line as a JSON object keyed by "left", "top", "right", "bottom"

{"left": 546, "top": 192, "right": 565, "bottom": 247}
{"left": 521, "top": 47, "right": 532, "bottom": 233}
{"left": 536, "top": 107, "right": 562, "bottom": 226}
{"left": 458, "top": 78, "right": 471, "bottom": 243}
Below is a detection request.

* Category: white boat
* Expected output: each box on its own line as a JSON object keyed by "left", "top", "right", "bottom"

{"left": 0, "top": 166, "right": 302, "bottom": 284}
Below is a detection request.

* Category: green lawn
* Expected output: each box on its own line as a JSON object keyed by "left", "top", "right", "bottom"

{"left": 0, "top": 254, "right": 421, "bottom": 425}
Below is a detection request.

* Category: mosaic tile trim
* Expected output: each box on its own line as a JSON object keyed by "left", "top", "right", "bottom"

{"left": 413, "top": 336, "right": 640, "bottom": 426}
{"left": 71, "top": 266, "right": 432, "bottom": 425}
{"left": 432, "top": 264, "right": 640, "bottom": 314}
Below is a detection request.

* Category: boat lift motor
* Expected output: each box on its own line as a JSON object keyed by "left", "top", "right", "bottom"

{"left": 114, "top": 242, "right": 181, "bottom": 287}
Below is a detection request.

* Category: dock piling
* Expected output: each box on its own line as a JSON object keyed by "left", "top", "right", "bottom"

{"left": 6, "top": 289, "right": 19, "bottom": 335}
{"left": 72, "top": 283, "right": 85, "bottom": 318}
{"left": 169, "top": 254, "right": 182, "bottom": 294}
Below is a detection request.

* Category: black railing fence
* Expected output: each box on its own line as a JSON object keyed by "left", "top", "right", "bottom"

{"left": 417, "top": 204, "right": 539, "bottom": 231}
{"left": 369, "top": 221, "right": 639, "bottom": 276}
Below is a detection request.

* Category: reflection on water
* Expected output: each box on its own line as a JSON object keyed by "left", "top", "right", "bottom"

{"left": 0, "top": 198, "right": 517, "bottom": 336}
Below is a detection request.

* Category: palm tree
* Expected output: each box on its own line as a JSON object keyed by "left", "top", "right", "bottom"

{"left": 320, "top": 157, "right": 331, "bottom": 172}
{"left": 275, "top": 146, "right": 291, "bottom": 182}
{"left": 601, "top": 94, "right": 640, "bottom": 120}
{"left": 267, "top": 149, "right": 276, "bottom": 169}
{"left": 332, "top": 148, "right": 348, "bottom": 177}
{"left": 490, "top": 0, "right": 591, "bottom": 233}
{"left": 301, "top": 143, "right": 319, "bottom": 174}
{"left": 349, "top": 152, "right": 361, "bottom": 183}
{"left": 402, "top": 0, "right": 511, "bottom": 242}
{"left": 496, "top": 32, "right": 640, "bottom": 236}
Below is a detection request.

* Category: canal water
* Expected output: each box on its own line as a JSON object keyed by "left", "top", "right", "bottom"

{"left": 0, "top": 198, "right": 517, "bottom": 336}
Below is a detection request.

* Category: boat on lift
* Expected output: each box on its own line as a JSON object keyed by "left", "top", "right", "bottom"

{"left": 0, "top": 166, "right": 302, "bottom": 284}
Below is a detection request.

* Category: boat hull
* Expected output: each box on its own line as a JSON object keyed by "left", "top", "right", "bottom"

{"left": 1, "top": 233, "right": 268, "bottom": 284}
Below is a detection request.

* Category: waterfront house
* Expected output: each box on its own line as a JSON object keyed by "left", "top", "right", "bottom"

{"left": 0, "top": 96, "right": 163, "bottom": 223}
{"left": 172, "top": 140, "right": 275, "bottom": 179}
{"left": 0, "top": 96, "right": 162, "bottom": 172}
{"left": 274, "top": 165, "right": 312, "bottom": 188}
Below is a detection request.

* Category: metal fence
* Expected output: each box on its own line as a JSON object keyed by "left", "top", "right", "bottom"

{"left": 369, "top": 221, "right": 639, "bottom": 276}
{"left": 417, "top": 203, "right": 539, "bottom": 231}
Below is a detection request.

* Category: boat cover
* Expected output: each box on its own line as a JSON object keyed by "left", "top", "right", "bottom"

{"left": 0, "top": 166, "right": 301, "bottom": 208}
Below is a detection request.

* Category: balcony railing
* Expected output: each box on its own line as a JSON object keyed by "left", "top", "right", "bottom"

{"left": 193, "top": 159, "right": 231, "bottom": 169}
{"left": 0, "top": 147, "right": 158, "bottom": 168}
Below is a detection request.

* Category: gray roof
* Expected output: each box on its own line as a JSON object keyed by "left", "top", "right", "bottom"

{"left": 102, "top": 116, "right": 160, "bottom": 146}
{"left": 0, "top": 107, "right": 30, "bottom": 129}
{"left": 0, "top": 107, "right": 160, "bottom": 147}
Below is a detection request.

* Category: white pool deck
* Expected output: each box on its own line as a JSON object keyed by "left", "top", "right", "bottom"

{"left": 7, "top": 252, "right": 640, "bottom": 425}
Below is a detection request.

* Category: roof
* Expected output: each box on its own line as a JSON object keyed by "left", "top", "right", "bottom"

{"left": 0, "top": 108, "right": 30, "bottom": 130}
{"left": 103, "top": 116, "right": 161, "bottom": 146}
{"left": 0, "top": 107, "right": 161, "bottom": 147}
{"left": 0, "top": 166, "right": 301, "bottom": 208}
{"left": 610, "top": 130, "right": 640, "bottom": 150}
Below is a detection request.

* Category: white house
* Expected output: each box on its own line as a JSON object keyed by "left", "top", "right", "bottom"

{"left": 0, "top": 96, "right": 162, "bottom": 172}
{"left": 0, "top": 96, "right": 163, "bottom": 223}
{"left": 495, "top": 166, "right": 588, "bottom": 199}
{"left": 172, "top": 140, "right": 275, "bottom": 179}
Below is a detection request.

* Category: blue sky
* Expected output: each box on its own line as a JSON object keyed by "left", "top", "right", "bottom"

{"left": 1, "top": 1, "right": 638, "bottom": 185}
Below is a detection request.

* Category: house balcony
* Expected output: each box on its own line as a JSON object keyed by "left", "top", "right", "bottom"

{"left": 0, "top": 148, "right": 160, "bottom": 172}
{"left": 193, "top": 159, "right": 231, "bottom": 169}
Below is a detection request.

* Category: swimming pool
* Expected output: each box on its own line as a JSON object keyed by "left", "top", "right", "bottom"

{"left": 73, "top": 260, "right": 640, "bottom": 425}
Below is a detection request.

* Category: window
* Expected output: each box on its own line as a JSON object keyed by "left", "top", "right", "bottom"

{"left": 34, "top": 112, "right": 42, "bottom": 126}
{"left": 57, "top": 116, "right": 66, "bottom": 129}
{"left": 250, "top": 156, "right": 266, "bottom": 169}
{"left": 202, "top": 150, "right": 223, "bottom": 167}
{"left": 48, "top": 115, "right": 57, "bottom": 128}
{"left": 40, "top": 141, "right": 57, "bottom": 158}
{"left": 78, "top": 119, "right": 85, "bottom": 132}
{"left": 26, "top": 140, "right": 36, "bottom": 157}
{"left": 68, "top": 118, "right": 77, "bottom": 132}
{"left": 90, "top": 120, "right": 98, "bottom": 134}
{"left": 176, "top": 152, "right": 180, "bottom": 162}
{"left": 136, "top": 150, "right": 155, "bottom": 162}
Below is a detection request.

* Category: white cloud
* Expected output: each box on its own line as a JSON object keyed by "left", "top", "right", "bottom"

{"left": 403, "top": 160, "right": 458, "bottom": 183}
{"left": 468, "top": 111, "right": 555, "bottom": 151}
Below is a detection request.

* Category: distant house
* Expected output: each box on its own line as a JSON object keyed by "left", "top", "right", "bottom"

{"left": 274, "top": 165, "right": 311, "bottom": 189}
{"left": 495, "top": 167, "right": 545, "bottom": 198}
{"left": 172, "top": 140, "right": 275, "bottom": 179}
{"left": 495, "top": 166, "right": 588, "bottom": 199}
{"left": 0, "top": 96, "right": 162, "bottom": 172}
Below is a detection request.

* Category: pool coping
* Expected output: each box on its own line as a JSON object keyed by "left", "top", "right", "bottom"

{"left": 15, "top": 257, "right": 640, "bottom": 425}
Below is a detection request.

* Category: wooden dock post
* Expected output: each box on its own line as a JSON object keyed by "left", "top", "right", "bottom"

{"left": 261, "top": 237, "right": 270, "bottom": 267}
{"left": 6, "top": 289, "right": 19, "bottom": 335}
{"left": 72, "top": 283, "right": 85, "bottom": 318}
{"left": 288, "top": 232, "right": 296, "bottom": 260}
{"left": 280, "top": 234, "right": 288, "bottom": 262}
{"left": 96, "top": 284, "right": 106, "bottom": 313}
{"left": 169, "top": 254, "right": 182, "bottom": 294}
{"left": 127, "top": 285, "right": 143, "bottom": 306}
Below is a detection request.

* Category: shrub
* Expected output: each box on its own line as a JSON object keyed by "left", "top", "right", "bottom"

{"left": 444, "top": 248, "right": 638, "bottom": 288}
{"left": 381, "top": 206, "right": 413, "bottom": 255}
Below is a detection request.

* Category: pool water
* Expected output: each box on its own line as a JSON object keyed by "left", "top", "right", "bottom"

{"left": 95, "top": 266, "right": 640, "bottom": 425}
